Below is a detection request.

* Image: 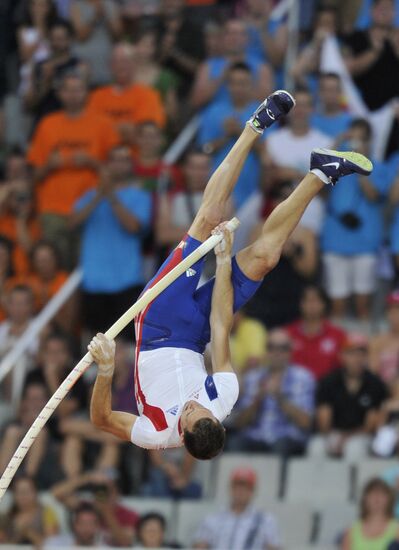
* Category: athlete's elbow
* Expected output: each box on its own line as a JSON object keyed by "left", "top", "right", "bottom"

{"left": 90, "top": 407, "right": 109, "bottom": 429}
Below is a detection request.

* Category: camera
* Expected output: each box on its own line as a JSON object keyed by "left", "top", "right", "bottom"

{"left": 339, "top": 211, "right": 362, "bottom": 230}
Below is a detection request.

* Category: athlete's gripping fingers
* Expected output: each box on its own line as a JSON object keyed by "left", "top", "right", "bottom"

{"left": 88, "top": 333, "right": 116, "bottom": 377}
{"left": 211, "top": 221, "right": 229, "bottom": 236}
{"left": 214, "top": 226, "right": 233, "bottom": 264}
{"left": 212, "top": 221, "right": 230, "bottom": 255}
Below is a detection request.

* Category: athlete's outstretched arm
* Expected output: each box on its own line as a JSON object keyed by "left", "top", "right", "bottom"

{"left": 89, "top": 334, "right": 137, "bottom": 441}
{"left": 210, "top": 225, "right": 235, "bottom": 374}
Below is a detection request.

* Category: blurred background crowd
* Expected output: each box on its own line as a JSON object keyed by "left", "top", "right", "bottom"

{"left": 1, "top": 0, "right": 399, "bottom": 548}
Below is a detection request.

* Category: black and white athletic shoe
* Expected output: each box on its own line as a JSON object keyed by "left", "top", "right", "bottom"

{"left": 310, "top": 148, "right": 373, "bottom": 185}
{"left": 247, "top": 90, "right": 296, "bottom": 134}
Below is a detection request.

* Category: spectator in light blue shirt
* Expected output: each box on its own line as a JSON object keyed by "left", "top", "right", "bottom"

{"left": 197, "top": 62, "right": 264, "bottom": 210}
{"left": 191, "top": 19, "right": 273, "bottom": 110}
{"left": 242, "top": 0, "right": 288, "bottom": 89}
{"left": 71, "top": 144, "right": 151, "bottom": 338}
{"left": 321, "top": 119, "right": 393, "bottom": 320}
{"left": 355, "top": 0, "right": 399, "bottom": 29}
{"left": 311, "top": 73, "right": 353, "bottom": 138}
{"left": 242, "top": 1, "right": 287, "bottom": 59}
{"left": 230, "top": 329, "right": 315, "bottom": 458}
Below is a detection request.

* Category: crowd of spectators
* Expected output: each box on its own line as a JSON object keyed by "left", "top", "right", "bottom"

{"left": 0, "top": 0, "right": 399, "bottom": 548}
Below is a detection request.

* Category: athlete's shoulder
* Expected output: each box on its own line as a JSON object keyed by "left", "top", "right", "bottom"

{"left": 213, "top": 372, "right": 239, "bottom": 396}
{"left": 207, "top": 373, "right": 239, "bottom": 420}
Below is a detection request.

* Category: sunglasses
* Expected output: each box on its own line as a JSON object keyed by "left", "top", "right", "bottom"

{"left": 268, "top": 343, "right": 291, "bottom": 352}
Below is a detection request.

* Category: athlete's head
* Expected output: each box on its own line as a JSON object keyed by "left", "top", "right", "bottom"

{"left": 180, "top": 400, "right": 225, "bottom": 460}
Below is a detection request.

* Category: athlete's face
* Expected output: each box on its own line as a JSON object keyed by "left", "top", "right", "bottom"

{"left": 180, "top": 400, "right": 216, "bottom": 433}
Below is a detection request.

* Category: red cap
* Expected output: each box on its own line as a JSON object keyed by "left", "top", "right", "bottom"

{"left": 341, "top": 332, "right": 368, "bottom": 351}
{"left": 231, "top": 467, "right": 257, "bottom": 487}
{"left": 387, "top": 290, "right": 399, "bottom": 307}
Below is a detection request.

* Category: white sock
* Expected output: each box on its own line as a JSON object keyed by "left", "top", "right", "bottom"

{"left": 311, "top": 168, "right": 329, "bottom": 184}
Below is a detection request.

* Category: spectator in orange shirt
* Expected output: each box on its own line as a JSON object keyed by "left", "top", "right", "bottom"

{"left": 5, "top": 241, "right": 76, "bottom": 331}
{"left": 27, "top": 71, "right": 119, "bottom": 267}
{"left": 0, "top": 151, "right": 41, "bottom": 276}
{"left": 29, "top": 241, "right": 67, "bottom": 309}
{"left": 87, "top": 43, "right": 166, "bottom": 147}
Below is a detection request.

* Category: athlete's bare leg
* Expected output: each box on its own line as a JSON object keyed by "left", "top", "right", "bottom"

{"left": 236, "top": 149, "right": 374, "bottom": 281}
{"left": 236, "top": 173, "right": 323, "bottom": 280}
{"left": 188, "top": 90, "right": 296, "bottom": 242}
{"left": 188, "top": 125, "right": 258, "bottom": 242}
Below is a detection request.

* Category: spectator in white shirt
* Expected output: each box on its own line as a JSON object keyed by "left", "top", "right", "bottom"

{"left": 264, "top": 88, "right": 332, "bottom": 235}
{"left": 193, "top": 467, "right": 281, "bottom": 550}
{"left": 0, "top": 285, "right": 39, "bottom": 400}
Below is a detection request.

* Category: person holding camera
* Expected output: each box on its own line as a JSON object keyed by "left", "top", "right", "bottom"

{"left": 321, "top": 118, "right": 392, "bottom": 320}
{"left": 230, "top": 328, "right": 315, "bottom": 458}
{"left": 50, "top": 469, "right": 138, "bottom": 547}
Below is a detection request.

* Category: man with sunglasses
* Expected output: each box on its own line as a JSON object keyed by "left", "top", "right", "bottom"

{"left": 231, "top": 329, "right": 315, "bottom": 458}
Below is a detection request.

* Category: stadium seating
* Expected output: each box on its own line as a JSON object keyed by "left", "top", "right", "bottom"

{"left": 315, "top": 500, "right": 357, "bottom": 545}
{"left": 354, "top": 458, "right": 399, "bottom": 499}
{"left": 212, "top": 453, "right": 281, "bottom": 504}
{"left": 175, "top": 500, "right": 219, "bottom": 547}
{"left": 284, "top": 459, "right": 352, "bottom": 502}
{"left": 267, "top": 501, "right": 314, "bottom": 547}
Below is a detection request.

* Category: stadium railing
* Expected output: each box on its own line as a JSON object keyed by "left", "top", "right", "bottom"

{"left": 0, "top": 116, "right": 200, "bottom": 406}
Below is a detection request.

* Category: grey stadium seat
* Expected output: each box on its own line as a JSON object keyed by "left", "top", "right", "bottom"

{"left": 267, "top": 501, "right": 314, "bottom": 547}
{"left": 316, "top": 501, "right": 357, "bottom": 545}
{"left": 355, "top": 458, "right": 399, "bottom": 500}
{"left": 285, "top": 459, "right": 351, "bottom": 502}
{"left": 175, "top": 499, "right": 219, "bottom": 547}
{"left": 213, "top": 453, "right": 281, "bottom": 505}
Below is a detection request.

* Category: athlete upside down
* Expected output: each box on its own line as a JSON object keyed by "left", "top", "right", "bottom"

{"left": 89, "top": 90, "right": 373, "bottom": 460}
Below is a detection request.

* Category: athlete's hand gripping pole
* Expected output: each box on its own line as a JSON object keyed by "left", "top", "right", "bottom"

{"left": 0, "top": 217, "right": 240, "bottom": 500}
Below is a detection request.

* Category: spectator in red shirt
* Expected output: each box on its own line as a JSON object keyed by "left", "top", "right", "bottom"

{"left": 286, "top": 285, "right": 346, "bottom": 381}
{"left": 133, "top": 121, "right": 182, "bottom": 192}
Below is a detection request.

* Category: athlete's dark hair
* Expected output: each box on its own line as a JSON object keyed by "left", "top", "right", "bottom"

{"left": 228, "top": 61, "right": 251, "bottom": 75}
{"left": 183, "top": 418, "right": 225, "bottom": 460}
{"left": 350, "top": 118, "right": 372, "bottom": 141}
{"left": 319, "top": 72, "right": 341, "bottom": 83}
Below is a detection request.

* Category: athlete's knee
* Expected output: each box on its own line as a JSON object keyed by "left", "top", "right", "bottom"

{"left": 251, "top": 238, "right": 282, "bottom": 273}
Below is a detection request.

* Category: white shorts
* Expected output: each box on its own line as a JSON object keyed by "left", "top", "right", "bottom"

{"left": 323, "top": 253, "right": 377, "bottom": 299}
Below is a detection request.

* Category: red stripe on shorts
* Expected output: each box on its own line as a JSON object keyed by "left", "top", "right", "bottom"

{"left": 134, "top": 237, "right": 187, "bottom": 432}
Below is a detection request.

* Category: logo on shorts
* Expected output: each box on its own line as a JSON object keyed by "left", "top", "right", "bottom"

{"left": 186, "top": 268, "right": 196, "bottom": 277}
{"left": 167, "top": 405, "right": 179, "bottom": 416}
